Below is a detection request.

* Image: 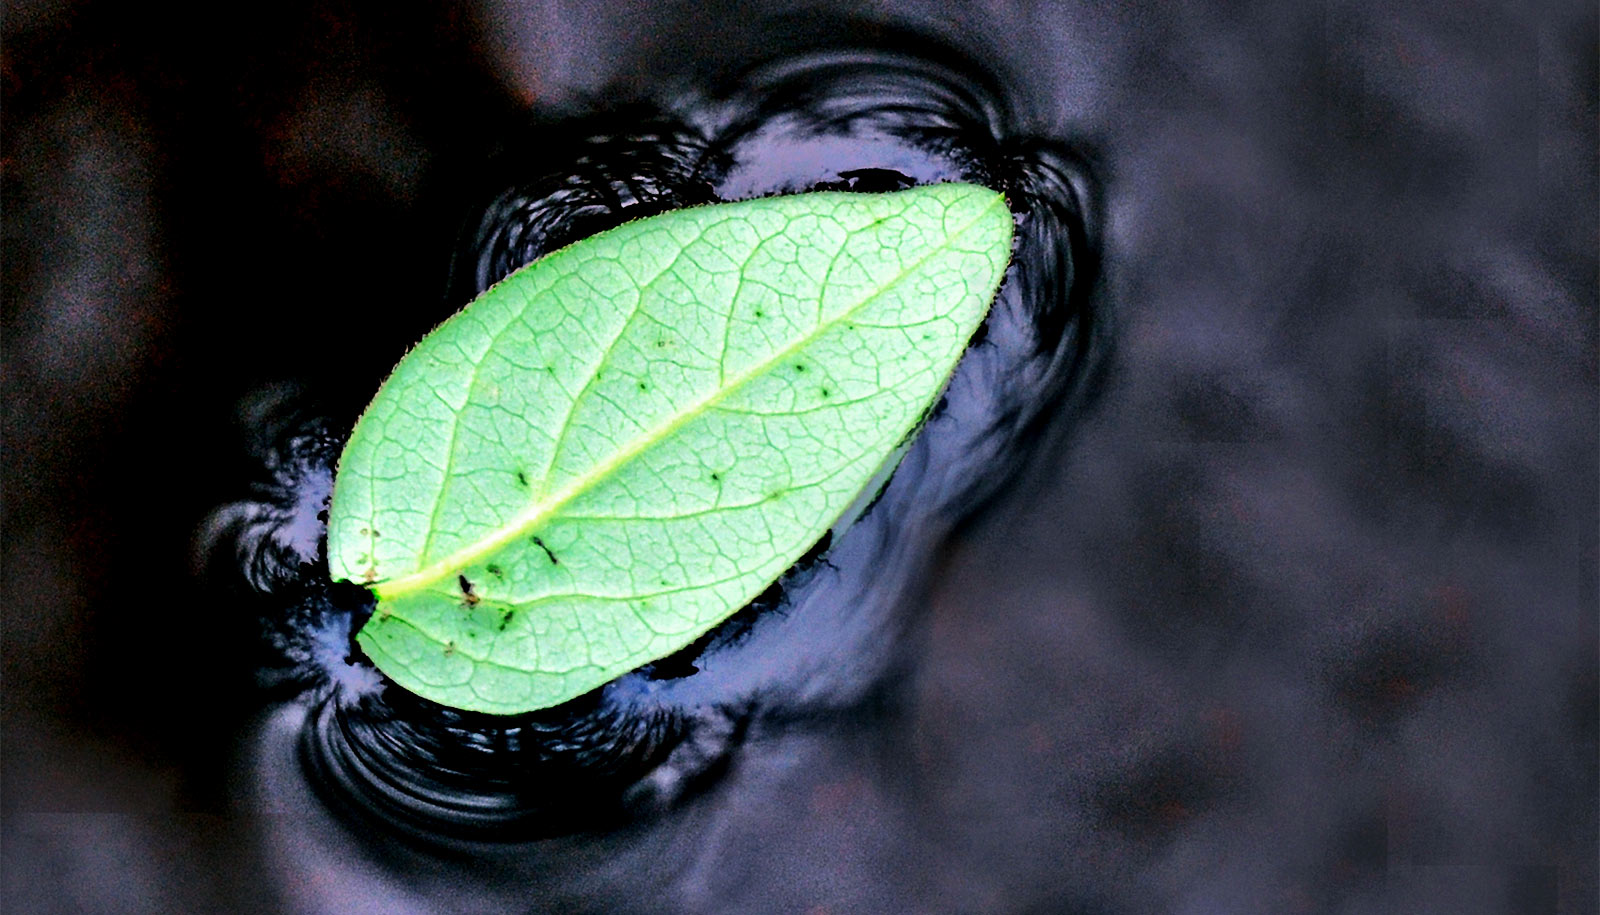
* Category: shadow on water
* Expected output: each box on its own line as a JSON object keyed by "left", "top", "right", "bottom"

{"left": 195, "top": 20, "right": 1105, "bottom": 899}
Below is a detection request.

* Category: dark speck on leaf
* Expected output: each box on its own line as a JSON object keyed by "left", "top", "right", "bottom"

{"left": 531, "top": 536, "right": 559, "bottom": 565}
{"left": 498, "top": 610, "right": 514, "bottom": 632}
{"left": 486, "top": 564, "right": 503, "bottom": 578}
{"left": 515, "top": 470, "right": 529, "bottom": 487}
{"left": 710, "top": 471, "right": 721, "bottom": 482}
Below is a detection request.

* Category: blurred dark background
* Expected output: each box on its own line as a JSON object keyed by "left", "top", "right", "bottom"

{"left": 3, "top": 1, "right": 1595, "bottom": 912}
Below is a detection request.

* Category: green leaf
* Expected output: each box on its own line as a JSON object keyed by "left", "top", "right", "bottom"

{"left": 327, "top": 183, "right": 1013, "bottom": 714}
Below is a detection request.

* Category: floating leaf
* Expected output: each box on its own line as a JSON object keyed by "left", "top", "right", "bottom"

{"left": 327, "top": 183, "right": 1013, "bottom": 713}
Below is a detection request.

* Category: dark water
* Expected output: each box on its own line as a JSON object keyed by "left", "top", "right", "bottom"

{"left": 3, "top": 2, "right": 1595, "bottom": 914}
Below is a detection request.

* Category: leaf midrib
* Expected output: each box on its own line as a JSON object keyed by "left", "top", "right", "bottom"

{"left": 372, "top": 191, "right": 1005, "bottom": 600}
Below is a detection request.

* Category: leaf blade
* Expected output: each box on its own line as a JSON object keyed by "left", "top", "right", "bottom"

{"left": 329, "top": 183, "right": 1012, "bottom": 713}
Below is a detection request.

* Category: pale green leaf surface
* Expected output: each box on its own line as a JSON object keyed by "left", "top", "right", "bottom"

{"left": 327, "top": 183, "right": 1012, "bottom": 713}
